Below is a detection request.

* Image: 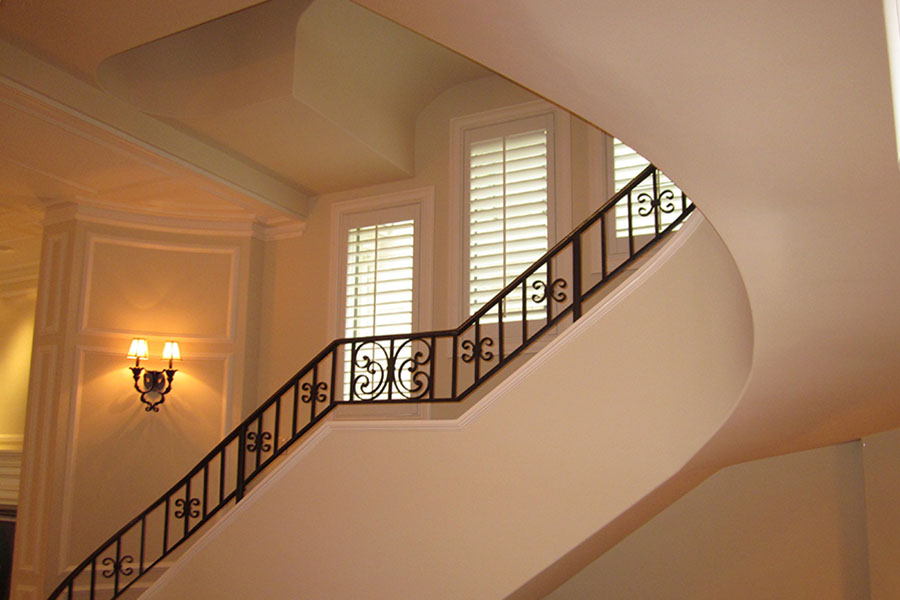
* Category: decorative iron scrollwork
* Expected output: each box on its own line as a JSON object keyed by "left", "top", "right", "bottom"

{"left": 245, "top": 430, "right": 272, "bottom": 453}
{"left": 101, "top": 555, "right": 134, "bottom": 578}
{"left": 531, "top": 277, "right": 568, "bottom": 303}
{"left": 350, "top": 338, "right": 433, "bottom": 401}
{"left": 460, "top": 337, "right": 494, "bottom": 363}
{"left": 393, "top": 338, "right": 432, "bottom": 400}
{"left": 636, "top": 189, "right": 676, "bottom": 217}
{"left": 351, "top": 341, "right": 390, "bottom": 401}
{"left": 301, "top": 381, "right": 328, "bottom": 404}
{"left": 174, "top": 497, "right": 200, "bottom": 519}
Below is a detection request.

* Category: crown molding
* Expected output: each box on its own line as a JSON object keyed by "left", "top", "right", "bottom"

{"left": 43, "top": 201, "right": 307, "bottom": 240}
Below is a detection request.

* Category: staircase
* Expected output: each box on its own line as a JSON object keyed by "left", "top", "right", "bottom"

{"left": 48, "top": 166, "right": 753, "bottom": 599}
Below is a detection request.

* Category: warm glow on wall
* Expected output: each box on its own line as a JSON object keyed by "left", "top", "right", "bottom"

{"left": 127, "top": 338, "right": 182, "bottom": 412}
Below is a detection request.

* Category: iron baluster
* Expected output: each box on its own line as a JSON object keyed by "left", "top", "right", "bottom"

{"left": 163, "top": 496, "right": 170, "bottom": 553}
{"left": 546, "top": 261, "right": 553, "bottom": 323}
{"left": 429, "top": 336, "right": 436, "bottom": 400}
{"left": 330, "top": 348, "right": 337, "bottom": 409}
{"left": 292, "top": 381, "right": 299, "bottom": 436}
{"left": 218, "top": 446, "right": 226, "bottom": 505}
{"left": 236, "top": 424, "right": 246, "bottom": 502}
{"left": 202, "top": 464, "right": 209, "bottom": 519}
{"left": 451, "top": 333, "right": 458, "bottom": 400}
{"left": 273, "top": 396, "right": 281, "bottom": 456}
{"left": 387, "top": 338, "right": 394, "bottom": 401}
{"left": 474, "top": 320, "right": 481, "bottom": 382}
{"left": 349, "top": 342, "right": 356, "bottom": 402}
{"left": 653, "top": 168, "right": 661, "bottom": 236}
{"left": 573, "top": 235, "right": 583, "bottom": 321}
{"left": 600, "top": 211, "right": 608, "bottom": 279}
{"left": 139, "top": 515, "right": 146, "bottom": 576}
{"left": 628, "top": 189, "right": 635, "bottom": 257}
{"left": 521, "top": 280, "right": 527, "bottom": 342}
{"left": 498, "top": 295, "right": 505, "bottom": 364}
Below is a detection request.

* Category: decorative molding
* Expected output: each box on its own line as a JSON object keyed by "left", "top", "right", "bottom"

{"left": 47, "top": 201, "right": 250, "bottom": 237}
{"left": 144, "top": 214, "right": 706, "bottom": 599}
{"left": 253, "top": 216, "right": 308, "bottom": 241}
{"left": 36, "top": 232, "right": 68, "bottom": 335}
{"left": 0, "top": 434, "right": 24, "bottom": 452}
{"left": 78, "top": 233, "right": 239, "bottom": 342}
{"left": 17, "top": 345, "right": 57, "bottom": 571}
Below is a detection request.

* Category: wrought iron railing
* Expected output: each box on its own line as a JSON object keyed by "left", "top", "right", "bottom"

{"left": 47, "top": 164, "right": 693, "bottom": 599}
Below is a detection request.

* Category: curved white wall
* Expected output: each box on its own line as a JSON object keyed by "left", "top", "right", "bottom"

{"left": 144, "top": 216, "right": 752, "bottom": 599}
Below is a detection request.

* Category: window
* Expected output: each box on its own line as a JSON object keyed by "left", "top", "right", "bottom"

{"left": 468, "top": 126, "right": 549, "bottom": 320}
{"left": 329, "top": 189, "right": 434, "bottom": 405}
{"left": 343, "top": 218, "right": 415, "bottom": 400}
{"left": 344, "top": 219, "right": 415, "bottom": 338}
{"left": 451, "top": 102, "right": 570, "bottom": 323}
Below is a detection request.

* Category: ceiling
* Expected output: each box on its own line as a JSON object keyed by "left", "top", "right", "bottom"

{"left": 0, "top": 0, "right": 490, "bottom": 286}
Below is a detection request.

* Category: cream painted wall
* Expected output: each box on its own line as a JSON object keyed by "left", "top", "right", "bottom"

{"left": 255, "top": 75, "right": 605, "bottom": 401}
{"left": 0, "top": 290, "right": 36, "bottom": 507}
{"left": 862, "top": 428, "right": 900, "bottom": 600}
{"left": 0, "top": 291, "right": 36, "bottom": 447}
{"left": 11, "top": 206, "right": 263, "bottom": 597}
{"left": 545, "top": 439, "right": 892, "bottom": 600}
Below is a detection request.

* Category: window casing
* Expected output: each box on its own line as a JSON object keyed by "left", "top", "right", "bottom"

{"left": 451, "top": 102, "right": 570, "bottom": 324}
{"left": 329, "top": 189, "right": 433, "bottom": 406}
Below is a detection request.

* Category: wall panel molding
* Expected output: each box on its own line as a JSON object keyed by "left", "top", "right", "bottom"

{"left": 36, "top": 232, "right": 68, "bottom": 335}
{"left": 78, "top": 233, "right": 240, "bottom": 341}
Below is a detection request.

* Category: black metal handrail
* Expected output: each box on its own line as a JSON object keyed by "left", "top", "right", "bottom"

{"left": 47, "top": 164, "right": 693, "bottom": 599}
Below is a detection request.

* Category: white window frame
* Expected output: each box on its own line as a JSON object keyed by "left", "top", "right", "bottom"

{"left": 328, "top": 187, "right": 434, "bottom": 416}
{"left": 449, "top": 101, "right": 571, "bottom": 325}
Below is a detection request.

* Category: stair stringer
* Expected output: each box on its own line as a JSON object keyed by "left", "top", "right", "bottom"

{"left": 141, "top": 214, "right": 753, "bottom": 600}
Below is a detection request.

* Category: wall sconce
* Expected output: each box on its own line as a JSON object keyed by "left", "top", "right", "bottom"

{"left": 127, "top": 338, "right": 181, "bottom": 412}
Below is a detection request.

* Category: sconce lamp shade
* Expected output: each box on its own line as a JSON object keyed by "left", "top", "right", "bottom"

{"left": 127, "top": 338, "right": 149, "bottom": 360}
{"left": 162, "top": 341, "right": 181, "bottom": 361}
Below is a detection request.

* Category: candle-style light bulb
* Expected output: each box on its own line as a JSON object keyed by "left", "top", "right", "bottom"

{"left": 162, "top": 341, "right": 181, "bottom": 369}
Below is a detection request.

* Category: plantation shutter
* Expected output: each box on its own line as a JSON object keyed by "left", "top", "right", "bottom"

{"left": 345, "top": 219, "right": 415, "bottom": 337}
{"left": 613, "top": 138, "right": 689, "bottom": 237}
{"left": 344, "top": 219, "right": 415, "bottom": 399}
{"left": 468, "top": 128, "right": 549, "bottom": 318}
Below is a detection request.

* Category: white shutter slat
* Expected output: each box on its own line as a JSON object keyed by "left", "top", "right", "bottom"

{"left": 468, "top": 126, "right": 551, "bottom": 322}
{"left": 344, "top": 217, "right": 416, "bottom": 400}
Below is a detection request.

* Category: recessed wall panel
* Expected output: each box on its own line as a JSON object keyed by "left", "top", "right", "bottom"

{"left": 82, "top": 238, "right": 236, "bottom": 339}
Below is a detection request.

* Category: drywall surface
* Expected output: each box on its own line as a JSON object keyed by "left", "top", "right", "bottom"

{"left": 546, "top": 441, "right": 873, "bottom": 600}
{"left": 144, "top": 216, "right": 752, "bottom": 599}
{"left": 863, "top": 428, "right": 900, "bottom": 600}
